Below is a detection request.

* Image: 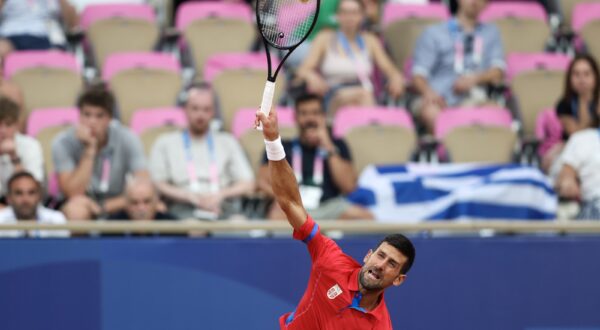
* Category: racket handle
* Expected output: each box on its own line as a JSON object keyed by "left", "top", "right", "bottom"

{"left": 257, "top": 80, "right": 276, "bottom": 131}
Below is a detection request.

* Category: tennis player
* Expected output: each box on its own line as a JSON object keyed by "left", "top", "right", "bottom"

{"left": 256, "top": 108, "right": 416, "bottom": 329}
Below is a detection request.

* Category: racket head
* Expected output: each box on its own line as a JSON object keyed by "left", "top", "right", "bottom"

{"left": 256, "top": 0, "right": 320, "bottom": 50}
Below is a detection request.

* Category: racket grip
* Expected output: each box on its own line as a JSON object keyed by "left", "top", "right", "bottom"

{"left": 257, "top": 80, "right": 276, "bottom": 131}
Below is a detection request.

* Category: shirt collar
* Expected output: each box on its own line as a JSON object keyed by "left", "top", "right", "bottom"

{"left": 347, "top": 268, "right": 388, "bottom": 321}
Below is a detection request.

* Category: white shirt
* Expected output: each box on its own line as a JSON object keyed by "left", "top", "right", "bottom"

{"left": 561, "top": 129, "right": 600, "bottom": 200}
{"left": 0, "top": 0, "right": 60, "bottom": 37}
{"left": 0, "top": 205, "right": 69, "bottom": 238}
{"left": 0, "top": 134, "right": 44, "bottom": 197}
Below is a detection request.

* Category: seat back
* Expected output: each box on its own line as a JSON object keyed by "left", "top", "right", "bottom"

{"left": 443, "top": 126, "right": 517, "bottom": 163}
{"left": 333, "top": 106, "right": 414, "bottom": 138}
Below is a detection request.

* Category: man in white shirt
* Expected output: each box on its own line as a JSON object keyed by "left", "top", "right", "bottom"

{"left": 0, "top": 171, "right": 69, "bottom": 237}
{"left": 150, "top": 83, "right": 255, "bottom": 220}
{"left": 556, "top": 128, "right": 600, "bottom": 219}
{"left": 0, "top": 97, "right": 44, "bottom": 208}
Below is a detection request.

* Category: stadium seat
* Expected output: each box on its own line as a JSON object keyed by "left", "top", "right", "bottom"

{"left": 103, "top": 52, "right": 182, "bottom": 125}
{"left": 27, "top": 108, "right": 79, "bottom": 197}
{"left": 382, "top": 3, "right": 450, "bottom": 74}
{"left": 81, "top": 3, "right": 159, "bottom": 70}
{"left": 233, "top": 107, "right": 297, "bottom": 175}
{"left": 129, "top": 108, "right": 187, "bottom": 156}
{"left": 507, "top": 53, "right": 570, "bottom": 137}
{"left": 559, "top": 0, "right": 587, "bottom": 28}
{"left": 435, "top": 107, "right": 516, "bottom": 163}
{"left": 207, "top": 52, "right": 286, "bottom": 132}
{"left": 4, "top": 51, "right": 83, "bottom": 120}
{"left": 572, "top": 2, "right": 600, "bottom": 60}
{"left": 334, "top": 107, "right": 417, "bottom": 173}
{"left": 480, "top": 2, "right": 550, "bottom": 54}
{"left": 175, "top": 2, "right": 256, "bottom": 74}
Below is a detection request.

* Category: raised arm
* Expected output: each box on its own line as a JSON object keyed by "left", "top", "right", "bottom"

{"left": 255, "top": 109, "right": 308, "bottom": 230}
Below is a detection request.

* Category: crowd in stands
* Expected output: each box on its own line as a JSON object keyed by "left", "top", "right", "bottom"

{"left": 1, "top": 0, "right": 600, "bottom": 236}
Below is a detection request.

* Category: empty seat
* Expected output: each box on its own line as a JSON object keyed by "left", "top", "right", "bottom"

{"left": 81, "top": 4, "right": 159, "bottom": 70}
{"left": 480, "top": 2, "right": 550, "bottom": 54}
{"left": 572, "top": 2, "right": 600, "bottom": 60}
{"left": 4, "top": 51, "right": 83, "bottom": 120}
{"left": 175, "top": 2, "right": 256, "bottom": 74}
{"left": 103, "top": 52, "right": 182, "bottom": 125}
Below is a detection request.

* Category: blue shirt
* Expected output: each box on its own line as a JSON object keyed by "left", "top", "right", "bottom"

{"left": 412, "top": 19, "right": 506, "bottom": 106}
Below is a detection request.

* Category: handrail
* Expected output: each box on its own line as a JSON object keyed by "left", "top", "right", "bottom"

{"left": 1, "top": 220, "right": 599, "bottom": 234}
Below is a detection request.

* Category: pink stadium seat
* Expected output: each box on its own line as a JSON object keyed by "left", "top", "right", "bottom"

{"left": 203, "top": 52, "right": 276, "bottom": 82}
{"left": 572, "top": 2, "right": 600, "bottom": 33}
{"left": 27, "top": 108, "right": 79, "bottom": 136}
{"left": 435, "top": 107, "right": 513, "bottom": 140}
{"left": 102, "top": 52, "right": 181, "bottom": 82}
{"left": 129, "top": 108, "right": 187, "bottom": 135}
{"left": 80, "top": 3, "right": 156, "bottom": 30}
{"left": 333, "top": 107, "right": 415, "bottom": 138}
{"left": 3, "top": 51, "right": 79, "bottom": 80}
{"left": 480, "top": 2, "right": 547, "bottom": 22}
{"left": 506, "top": 53, "right": 571, "bottom": 82}
{"left": 381, "top": 3, "right": 450, "bottom": 27}
{"left": 175, "top": 2, "right": 253, "bottom": 31}
{"left": 232, "top": 107, "right": 295, "bottom": 139}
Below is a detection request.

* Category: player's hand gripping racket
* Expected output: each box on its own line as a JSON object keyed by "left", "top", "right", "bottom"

{"left": 256, "top": 0, "right": 320, "bottom": 129}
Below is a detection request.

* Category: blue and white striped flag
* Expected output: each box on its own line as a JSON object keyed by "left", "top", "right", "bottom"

{"left": 347, "top": 163, "right": 557, "bottom": 222}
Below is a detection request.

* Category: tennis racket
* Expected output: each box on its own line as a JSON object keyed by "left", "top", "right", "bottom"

{"left": 256, "top": 0, "right": 321, "bottom": 129}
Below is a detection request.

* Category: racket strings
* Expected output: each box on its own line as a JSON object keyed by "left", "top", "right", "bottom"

{"left": 258, "top": 0, "right": 318, "bottom": 49}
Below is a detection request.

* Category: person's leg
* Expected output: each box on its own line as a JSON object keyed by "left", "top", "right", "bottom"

{"left": 61, "top": 195, "right": 99, "bottom": 221}
{"left": 419, "top": 102, "right": 442, "bottom": 134}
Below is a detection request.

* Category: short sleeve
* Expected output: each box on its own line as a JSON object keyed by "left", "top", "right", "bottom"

{"left": 484, "top": 24, "right": 505, "bottom": 70}
{"left": 51, "top": 132, "right": 76, "bottom": 173}
{"left": 149, "top": 134, "right": 170, "bottom": 183}
{"left": 412, "top": 27, "right": 438, "bottom": 79}
{"left": 561, "top": 131, "right": 590, "bottom": 170}
{"left": 293, "top": 216, "right": 343, "bottom": 264}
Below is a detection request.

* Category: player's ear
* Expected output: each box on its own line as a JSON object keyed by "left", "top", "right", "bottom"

{"left": 393, "top": 274, "right": 406, "bottom": 287}
{"left": 363, "top": 249, "right": 373, "bottom": 263}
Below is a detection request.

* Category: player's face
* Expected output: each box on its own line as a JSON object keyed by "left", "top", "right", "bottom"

{"left": 80, "top": 105, "right": 112, "bottom": 143}
{"left": 7, "top": 177, "right": 41, "bottom": 220}
{"left": 296, "top": 99, "right": 325, "bottom": 146}
{"left": 185, "top": 89, "right": 215, "bottom": 135}
{"left": 359, "top": 242, "right": 407, "bottom": 291}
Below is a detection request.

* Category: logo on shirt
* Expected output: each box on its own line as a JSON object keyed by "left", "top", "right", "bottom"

{"left": 327, "top": 284, "right": 343, "bottom": 300}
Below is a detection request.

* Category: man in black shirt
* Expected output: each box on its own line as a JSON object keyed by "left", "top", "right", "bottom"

{"left": 258, "top": 94, "right": 373, "bottom": 220}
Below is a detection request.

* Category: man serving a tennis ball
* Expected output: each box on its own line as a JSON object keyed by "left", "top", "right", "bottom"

{"left": 255, "top": 108, "right": 416, "bottom": 329}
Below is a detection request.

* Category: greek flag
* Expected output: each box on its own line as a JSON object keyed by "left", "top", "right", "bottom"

{"left": 347, "top": 163, "right": 557, "bottom": 222}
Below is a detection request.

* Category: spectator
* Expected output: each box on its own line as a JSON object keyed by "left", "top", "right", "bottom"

{"left": 543, "top": 54, "right": 600, "bottom": 174}
{"left": 52, "top": 85, "right": 149, "bottom": 220}
{"left": 412, "top": 0, "right": 505, "bottom": 133}
{"left": 257, "top": 93, "right": 373, "bottom": 220}
{"left": 0, "top": 0, "right": 78, "bottom": 57}
{"left": 556, "top": 128, "right": 600, "bottom": 220}
{"left": 108, "top": 177, "right": 174, "bottom": 221}
{"left": 295, "top": 0, "right": 404, "bottom": 114}
{"left": 0, "top": 172, "right": 69, "bottom": 237}
{"left": 0, "top": 55, "right": 24, "bottom": 111}
{"left": 150, "top": 83, "right": 255, "bottom": 220}
{"left": 0, "top": 97, "right": 43, "bottom": 208}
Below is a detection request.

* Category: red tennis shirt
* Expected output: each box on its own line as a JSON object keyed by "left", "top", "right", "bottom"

{"left": 279, "top": 216, "right": 393, "bottom": 330}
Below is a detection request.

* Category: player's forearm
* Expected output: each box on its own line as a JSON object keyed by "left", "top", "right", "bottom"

{"left": 269, "top": 159, "right": 307, "bottom": 229}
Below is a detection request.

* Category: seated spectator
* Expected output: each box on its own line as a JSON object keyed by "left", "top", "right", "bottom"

{"left": 108, "top": 177, "right": 174, "bottom": 221}
{"left": 257, "top": 93, "right": 373, "bottom": 220}
{"left": 52, "top": 85, "right": 149, "bottom": 220}
{"left": 295, "top": 0, "right": 404, "bottom": 114}
{"left": 0, "top": 0, "right": 78, "bottom": 57}
{"left": 412, "top": 0, "right": 505, "bottom": 133}
{"left": 0, "top": 97, "right": 43, "bottom": 208}
{"left": 543, "top": 54, "right": 600, "bottom": 174}
{"left": 150, "top": 83, "right": 255, "bottom": 220}
{"left": 556, "top": 128, "right": 600, "bottom": 220}
{"left": 0, "top": 171, "right": 69, "bottom": 237}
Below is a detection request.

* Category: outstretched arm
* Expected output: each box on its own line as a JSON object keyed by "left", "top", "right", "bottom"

{"left": 255, "top": 109, "right": 308, "bottom": 230}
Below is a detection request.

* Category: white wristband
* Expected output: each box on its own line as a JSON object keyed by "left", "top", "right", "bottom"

{"left": 265, "top": 136, "right": 286, "bottom": 161}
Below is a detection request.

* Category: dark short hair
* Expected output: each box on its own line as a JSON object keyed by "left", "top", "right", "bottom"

{"left": 294, "top": 93, "right": 323, "bottom": 111}
{"left": 376, "top": 234, "right": 416, "bottom": 274}
{"left": 77, "top": 84, "right": 115, "bottom": 117}
{"left": 0, "top": 97, "right": 20, "bottom": 124}
{"left": 7, "top": 172, "right": 40, "bottom": 194}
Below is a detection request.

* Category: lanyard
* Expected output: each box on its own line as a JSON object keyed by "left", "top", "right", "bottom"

{"left": 292, "top": 141, "right": 326, "bottom": 186}
{"left": 182, "top": 130, "right": 220, "bottom": 193}
{"left": 98, "top": 154, "right": 111, "bottom": 194}
{"left": 337, "top": 31, "right": 374, "bottom": 92}
{"left": 448, "top": 20, "right": 483, "bottom": 74}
